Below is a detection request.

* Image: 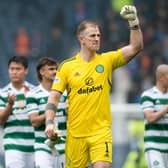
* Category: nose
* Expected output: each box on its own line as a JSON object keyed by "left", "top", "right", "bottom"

{"left": 11, "top": 69, "right": 17, "bottom": 74}
{"left": 95, "top": 34, "right": 100, "bottom": 40}
{"left": 94, "top": 35, "right": 99, "bottom": 41}
{"left": 54, "top": 70, "right": 57, "bottom": 75}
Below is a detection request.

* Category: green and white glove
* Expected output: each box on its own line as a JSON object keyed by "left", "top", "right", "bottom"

{"left": 44, "top": 127, "right": 65, "bottom": 156}
{"left": 120, "top": 5, "right": 139, "bottom": 28}
{"left": 45, "top": 136, "right": 65, "bottom": 156}
{"left": 45, "top": 138, "right": 60, "bottom": 156}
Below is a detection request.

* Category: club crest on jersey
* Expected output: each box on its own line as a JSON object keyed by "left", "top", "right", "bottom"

{"left": 54, "top": 77, "right": 60, "bottom": 83}
{"left": 96, "top": 64, "right": 104, "bottom": 73}
{"left": 18, "top": 100, "right": 26, "bottom": 108}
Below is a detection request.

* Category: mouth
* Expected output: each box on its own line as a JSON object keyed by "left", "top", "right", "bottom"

{"left": 93, "top": 44, "right": 100, "bottom": 48}
{"left": 11, "top": 76, "right": 18, "bottom": 79}
{"left": 93, "top": 43, "right": 99, "bottom": 46}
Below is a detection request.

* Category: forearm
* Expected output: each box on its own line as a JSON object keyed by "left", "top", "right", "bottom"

{"left": 120, "top": 5, "right": 144, "bottom": 61}
{"left": 45, "top": 91, "right": 60, "bottom": 123}
{"left": 130, "top": 28, "right": 143, "bottom": 54}
{"left": 30, "top": 114, "right": 45, "bottom": 128}
{"left": 0, "top": 103, "right": 13, "bottom": 124}
{"left": 46, "top": 109, "right": 56, "bottom": 122}
{"left": 121, "top": 29, "right": 143, "bottom": 62}
{"left": 45, "top": 90, "right": 62, "bottom": 139}
{"left": 145, "top": 109, "right": 168, "bottom": 123}
{"left": 45, "top": 104, "right": 57, "bottom": 139}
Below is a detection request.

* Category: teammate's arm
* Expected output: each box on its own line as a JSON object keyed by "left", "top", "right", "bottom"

{"left": 144, "top": 105, "right": 168, "bottom": 123}
{"left": 0, "top": 94, "right": 15, "bottom": 124}
{"left": 45, "top": 90, "right": 62, "bottom": 139}
{"left": 29, "top": 113, "right": 45, "bottom": 128}
{"left": 120, "top": 5, "right": 143, "bottom": 62}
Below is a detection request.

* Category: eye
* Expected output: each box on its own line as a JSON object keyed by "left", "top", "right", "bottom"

{"left": 90, "top": 34, "right": 100, "bottom": 38}
{"left": 90, "top": 34, "right": 95, "bottom": 37}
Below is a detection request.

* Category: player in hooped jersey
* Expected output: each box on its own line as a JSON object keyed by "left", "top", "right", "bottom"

{"left": 141, "top": 64, "right": 168, "bottom": 168}
{"left": 0, "top": 56, "right": 35, "bottom": 168}
{"left": 26, "top": 57, "right": 67, "bottom": 168}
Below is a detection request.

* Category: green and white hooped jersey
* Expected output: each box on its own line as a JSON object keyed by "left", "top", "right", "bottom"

{"left": 0, "top": 82, "right": 35, "bottom": 152}
{"left": 141, "top": 86, "right": 168, "bottom": 153}
{"left": 26, "top": 84, "right": 67, "bottom": 154}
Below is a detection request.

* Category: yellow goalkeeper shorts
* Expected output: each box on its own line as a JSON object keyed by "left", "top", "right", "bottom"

{"left": 65, "top": 128, "right": 112, "bottom": 168}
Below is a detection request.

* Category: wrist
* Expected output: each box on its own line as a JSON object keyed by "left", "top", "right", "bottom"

{"left": 46, "top": 119, "right": 54, "bottom": 126}
{"left": 46, "top": 103, "right": 57, "bottom": 113}
{"left": 130, "top": 25, "right": 140, "bottom": 30}
{"left": 128, "top": 17, "right": 139, "bottom": 28}
{"left": 8, "top": 101, "right": 14, "bottom": 106}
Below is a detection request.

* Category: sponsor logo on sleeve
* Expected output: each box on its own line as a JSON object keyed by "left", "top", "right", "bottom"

{"left": 54, "top": 77, "right": 60, "bottom": 83}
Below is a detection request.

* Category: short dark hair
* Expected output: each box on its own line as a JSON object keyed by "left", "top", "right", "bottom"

{"left": 8, "top": 56, "right": 28, "bottom": 68}
{"left": 77, "top": 20, "right": 100, "bottom": 36}
{"left": 36, "top": 57, "right": 58, "bottom": 81}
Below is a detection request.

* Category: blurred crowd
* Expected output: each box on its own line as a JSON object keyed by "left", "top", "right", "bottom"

{"left": 0, "top": 0, "right": 168, "bottom": 103}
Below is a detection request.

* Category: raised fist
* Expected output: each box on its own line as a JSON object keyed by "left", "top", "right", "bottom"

{"left": 120, "top": 5, "right": 139, "bottom": 28}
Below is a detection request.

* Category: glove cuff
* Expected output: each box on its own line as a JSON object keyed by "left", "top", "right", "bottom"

{"left": 128, "top": 17, "right": 139, "bottom": 28}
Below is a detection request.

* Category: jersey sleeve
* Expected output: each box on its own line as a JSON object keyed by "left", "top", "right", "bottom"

{"left": 0, "top": 93, "right": 6, "bottom": 110}
{"left": 52, "top": 64, "right": 67, "bottom": 93}
{"left": 102, "top": 49, "right": 127, "bottom": 70}
{"left": 140, "top": 93, "right": 154, "bottom": 113}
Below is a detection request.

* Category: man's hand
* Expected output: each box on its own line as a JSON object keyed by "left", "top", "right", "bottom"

{"left": 45, "top": 123, "right": 56, "bottom": 139}
{"left": 161, "top": 104, "right": 168, "bottom": 115}
{"left": 120, "top": 5, "right": 139, "bottom": 28}
{"left": 8, "top": 93, "right": 16, "bottom": 105}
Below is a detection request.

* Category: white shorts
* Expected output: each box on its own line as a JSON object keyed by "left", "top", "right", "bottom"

{"left": 5, "top": 150, "right": 34, "bottom": 168}
{"left": 55, "top": 154, "right": 65, "bottom": 168}
{"left": 35, "top": 151, "right": 65, "bottom": 168}
{"left": 145, "top": 150, "right": 168, "bottom": 168}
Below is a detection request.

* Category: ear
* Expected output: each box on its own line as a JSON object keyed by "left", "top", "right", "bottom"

{"left": 78, "top": 34, "right": 85, "bottom": 45}
{"left": 39, "top": 68, "right": 44, "bottom": 76}
{"left": 78, "top": 34, "right": 83, "bottom": 41}
{"left": 25, "top": 68, "right": 29, "bottom": 75}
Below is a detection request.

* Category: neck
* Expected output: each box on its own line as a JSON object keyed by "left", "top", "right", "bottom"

{"left": 79, "top": 48, "right": 95, "bottom": 62}
{"left": 12, "top": 81, "right": 25, "bottom": 90}
{"left": 41, "top": 80, "right": 52, "bottom": 91}
{"left": 156, "top": 83, "right": 168, "bottom": 93}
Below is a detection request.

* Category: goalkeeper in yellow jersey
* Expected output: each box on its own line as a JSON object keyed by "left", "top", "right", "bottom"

{"left": 45, "top": 5, "right": 143, "bottom": 168}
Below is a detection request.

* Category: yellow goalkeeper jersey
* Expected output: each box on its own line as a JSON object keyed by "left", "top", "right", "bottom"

{"left": 52, "top": 49, "right": 127, "bottom": 137}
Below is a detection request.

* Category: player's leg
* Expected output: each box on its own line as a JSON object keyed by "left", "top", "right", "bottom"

{"left": 54, "top": 154, "right": 65, "bottom": 168}
{"left": 145, "top": 150, "right": 165, "bottom": 168}
{"left": 163, "top": 153, "right": 168, "bottom": 168}
{"left": 88, "top": 128, "right": 112, "bottom": 168}
{"left": 65, "top": 133, "right": 89, "bottom": 168}
{"left": 93, "top": 161, "right": 111, "bottom": 168}
{"left": 24, "top": 152, "right": 34, "bottom": 168}
{"left": 35, "top": 151, "right": 55, "bottom": 168}
{"left": 5, "top": 150, "right": 29, "bottom": 168}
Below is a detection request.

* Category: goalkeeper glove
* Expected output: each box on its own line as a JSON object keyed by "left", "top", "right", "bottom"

{"left": 120, "top": 5, "right": 139, "bottom": 28}
{"left": 44, "top": 129, "right": 65, "bottom": 156}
